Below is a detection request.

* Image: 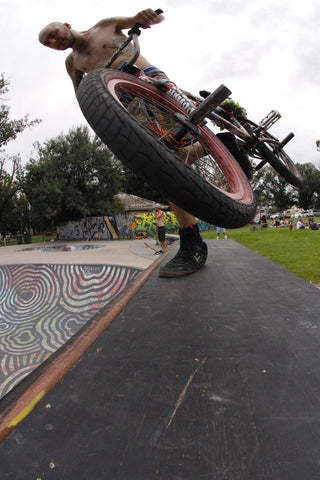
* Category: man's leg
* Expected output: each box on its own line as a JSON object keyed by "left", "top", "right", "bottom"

{"left": 158, "top": 226, "right": 167, "bottom": 252}
{"left": 171, "top": 204, "right": 195, "bottom": 228}
{"left": 216, "top": 132, "right": 253, "bottom": 180}
{"left": 159, "top": 203, "right": 208, "bottom": 278}
{"left": 160, "top": 240, "right": 167, "bottom": 251}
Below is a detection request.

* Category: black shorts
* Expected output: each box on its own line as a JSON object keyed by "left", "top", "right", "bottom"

{"left": 157, "top": 226, "right": 166, "bottom": 242}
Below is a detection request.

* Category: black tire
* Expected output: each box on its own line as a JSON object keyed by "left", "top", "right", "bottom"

{"left": 242, "top": 120, "right": 303, "bottom": 188}
{"left": 256, "top": 142, "right": 303, "bottom": 188}
{"left": 77, "top": 69, "right": 256, "bottom": 228}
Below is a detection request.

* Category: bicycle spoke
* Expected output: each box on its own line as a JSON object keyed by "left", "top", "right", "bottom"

{"left": 113, "top": 81, "right": 234, "bottom": 193}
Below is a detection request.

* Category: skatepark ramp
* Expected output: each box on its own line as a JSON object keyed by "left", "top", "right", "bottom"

{"left": 0, "top": 240, "right": 320, "bottom": 479}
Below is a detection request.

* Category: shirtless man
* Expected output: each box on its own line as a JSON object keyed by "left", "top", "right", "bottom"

{"left": 39, "top": 9, "right": 165, "bottom": 92}
{"left": 39, "top": 8, "right": 208, "bottom": 277}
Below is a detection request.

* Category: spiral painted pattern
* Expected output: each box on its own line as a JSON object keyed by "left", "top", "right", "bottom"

{"left": 0, "top": 264, "right": 140, "bottom": 399}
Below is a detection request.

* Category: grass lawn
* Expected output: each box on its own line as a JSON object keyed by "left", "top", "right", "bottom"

{"left": 202, "top": 222, "right": 320, "bottom": 286}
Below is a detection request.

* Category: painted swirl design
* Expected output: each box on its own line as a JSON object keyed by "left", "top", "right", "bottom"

{"left": 0, "top": 264, "right": 140, "bottom": 398}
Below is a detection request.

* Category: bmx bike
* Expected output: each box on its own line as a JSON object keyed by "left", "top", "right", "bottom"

{"left": 77, "top": 9, "right": 302, "bottom": 229}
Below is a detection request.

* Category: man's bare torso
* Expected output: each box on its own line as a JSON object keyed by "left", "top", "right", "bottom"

{"left": 68, "top": 20, "right": 151, "bottom": 76}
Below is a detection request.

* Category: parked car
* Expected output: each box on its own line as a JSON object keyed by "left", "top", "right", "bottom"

{"left": 291, "top": 209, "right": 320, "bottom": 218}
{"left": 285, "top": 208, "right": 298, "bottom": 218}
{"left": 305, "top": 209, "right": 318, "bottom": 217}
{"left": 291, "top": 210, "right": 306, "bottom": 218}
{"left": 270, "top": 211, "right": 285, "bottom": 219}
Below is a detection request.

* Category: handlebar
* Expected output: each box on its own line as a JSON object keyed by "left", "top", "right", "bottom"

{"left": 128, "top": 8, "right": 164, "bottom": 35}
{"left": 105, "top": 9, "right": 163, "bottom": 69}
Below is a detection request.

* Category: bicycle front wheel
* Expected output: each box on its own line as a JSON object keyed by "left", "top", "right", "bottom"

{"left": 77, "top": 69, "right": 256, "bottom": 228}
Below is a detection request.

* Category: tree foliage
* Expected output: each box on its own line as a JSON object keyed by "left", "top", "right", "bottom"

{"left": 251, "top": 166, "right": 296, "bottom": 210}
{"left": 294, "top": 163, "right": 320, "bottom": 209}
{"left": 251, "top": 162, "right": 320, "bottom": 211}
{"left": 0, "top": 157, "right": 25, "bottom": 233}
{"left": 0, "top": 74, "right": 41, "bottom": 149}
{"left": 120, "top": 164, "right": 169, "bottom": 205}
{"left": 23, "top": 126, "right": 124, "bottom": 231}
{"left": 0, "top": 74, "right": 41, "bottom": 234}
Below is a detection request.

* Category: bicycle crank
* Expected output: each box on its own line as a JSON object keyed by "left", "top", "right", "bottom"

{"left": 189, "top": 84, "right": 232, "bottom": 125}
{"left": 170, "top": 84, "right": 232, "bottom": 144}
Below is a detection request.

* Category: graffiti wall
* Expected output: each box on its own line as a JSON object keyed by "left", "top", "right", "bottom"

{"left": 0, "top": 263, "right": 141, "bottom": 399}
{"left": 59, "top": 216, "right": 119, "bottom": 241}
{"left": 58, "top": 213, "right": 216, "bottom": 241}
{"left": 128, "top": 212, "right": 216, "bottom": 239}
{"left": 128, "top": 211, "right": 179, "bottom": 239}
{"left": 115, "top": 214, "right": 130, "bottom": 239}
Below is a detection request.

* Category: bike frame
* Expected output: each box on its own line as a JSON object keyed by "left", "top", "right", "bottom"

{"left": 103, "top": 16, "right": 233, "bottom": 140}
{"left": 103, "top": 12, "right": 297, "bottom": 178}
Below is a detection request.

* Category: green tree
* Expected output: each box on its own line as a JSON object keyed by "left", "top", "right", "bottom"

{"left": 0, "top": 157, "right": 24, "bottom": 234}
{"left": 23, "top": 126, "right": 124, "bottom": 231}
{"left": 251, "top": 166, "right": 295, "bottom": 210}
{"left": 294, "top": 162, "right": 320, "bottom": 210}
{"left": 0, "top": 74, "right": 40, "bottom": 149}
{"left": 250, "top": 168, "right": 273, "bottom": 207}
{"left": 120, "top": 164, "right": 169, "bottom": 204}
{"left": 0, "top": 74, "right": 41, "bottom": 234}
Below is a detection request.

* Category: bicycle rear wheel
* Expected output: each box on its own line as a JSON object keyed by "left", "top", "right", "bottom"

{"left": 77, "top": 69, "right": 256, "bottom": 228}
{"left": 255, "top": 141, "right": 302, "bottom": 188}
{"left": 240, "top": 118, "right": 302, "bottom": 188}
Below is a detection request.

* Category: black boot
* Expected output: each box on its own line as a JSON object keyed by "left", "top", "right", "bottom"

{"left": 159, "top": 224, "right": 208, "bottom": 278}
{"left": 217, "top": 132, "right": 253, "bottom": 180}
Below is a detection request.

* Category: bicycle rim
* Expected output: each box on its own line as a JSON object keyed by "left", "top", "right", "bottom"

{"left": 256, "top": 140, "right": 302, "bottom": 187}
{"left": 241, "top": 118, "right": 302, "bottom": 187}
{"left": 104, "top": 72, "right": 253, "bottom": 204}
{"left": 217, "top": 111, "right": 302, "bottom": 187}
{"left": 77, "top": 70, "right": 256, "bottom": 227}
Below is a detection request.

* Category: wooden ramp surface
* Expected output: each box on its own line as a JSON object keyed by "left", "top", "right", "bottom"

{"left": 1, "top": 240, "right": 320, "bottom": 480}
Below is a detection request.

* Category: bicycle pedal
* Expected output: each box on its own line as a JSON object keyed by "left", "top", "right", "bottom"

{"left": 259, "top": 110, "right": 281, "bottom": 130}
{"left": 199, "top": 90, "right": 211, "bottom": 99}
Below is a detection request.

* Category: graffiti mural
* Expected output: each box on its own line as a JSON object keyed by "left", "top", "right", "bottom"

{"left": 128, "top": 212, "right": 216, "bottom": 238}
{"left": 0, "top": 263, "right": 141, "bottom": 399}
{"left": 59, "top": 216, "right": 119, "bottom": 241}
{"left": 129, "top": 211, "right": 179, "bottom": 239}
{"left": 58, "top": 213, "right": 216, "bottom": 241}
{"left": 198, "top": 220, "right": 217, "bottom": 232}
{"left": 115, "top": 214, "right": 130, "bottom": 239}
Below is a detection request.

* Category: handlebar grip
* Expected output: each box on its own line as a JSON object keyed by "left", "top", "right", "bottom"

{"left": 128, "top": 9, "right": 164, "bottom": 36}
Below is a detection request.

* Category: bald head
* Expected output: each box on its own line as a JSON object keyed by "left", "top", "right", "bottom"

{"left": 38, "top": 22, "right": 75, "bottom": 50}
{"left": 39, "top": 22, "right": 63, "bottom": 44}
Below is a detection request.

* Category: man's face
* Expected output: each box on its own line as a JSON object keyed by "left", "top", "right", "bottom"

{"left": 39, "top": 23, "right": 74, "bottom": 51}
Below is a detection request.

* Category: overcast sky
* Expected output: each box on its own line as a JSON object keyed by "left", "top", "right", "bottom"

{"left": 1, "top": 0, "right": 319, "bottom": 168}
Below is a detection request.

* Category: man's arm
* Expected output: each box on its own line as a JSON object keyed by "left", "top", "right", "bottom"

{"left": 65, "top": 54, "right": 84, "bottom": 93}
{"left": 113, "top": 9, "right": 164, "bottom": 32}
